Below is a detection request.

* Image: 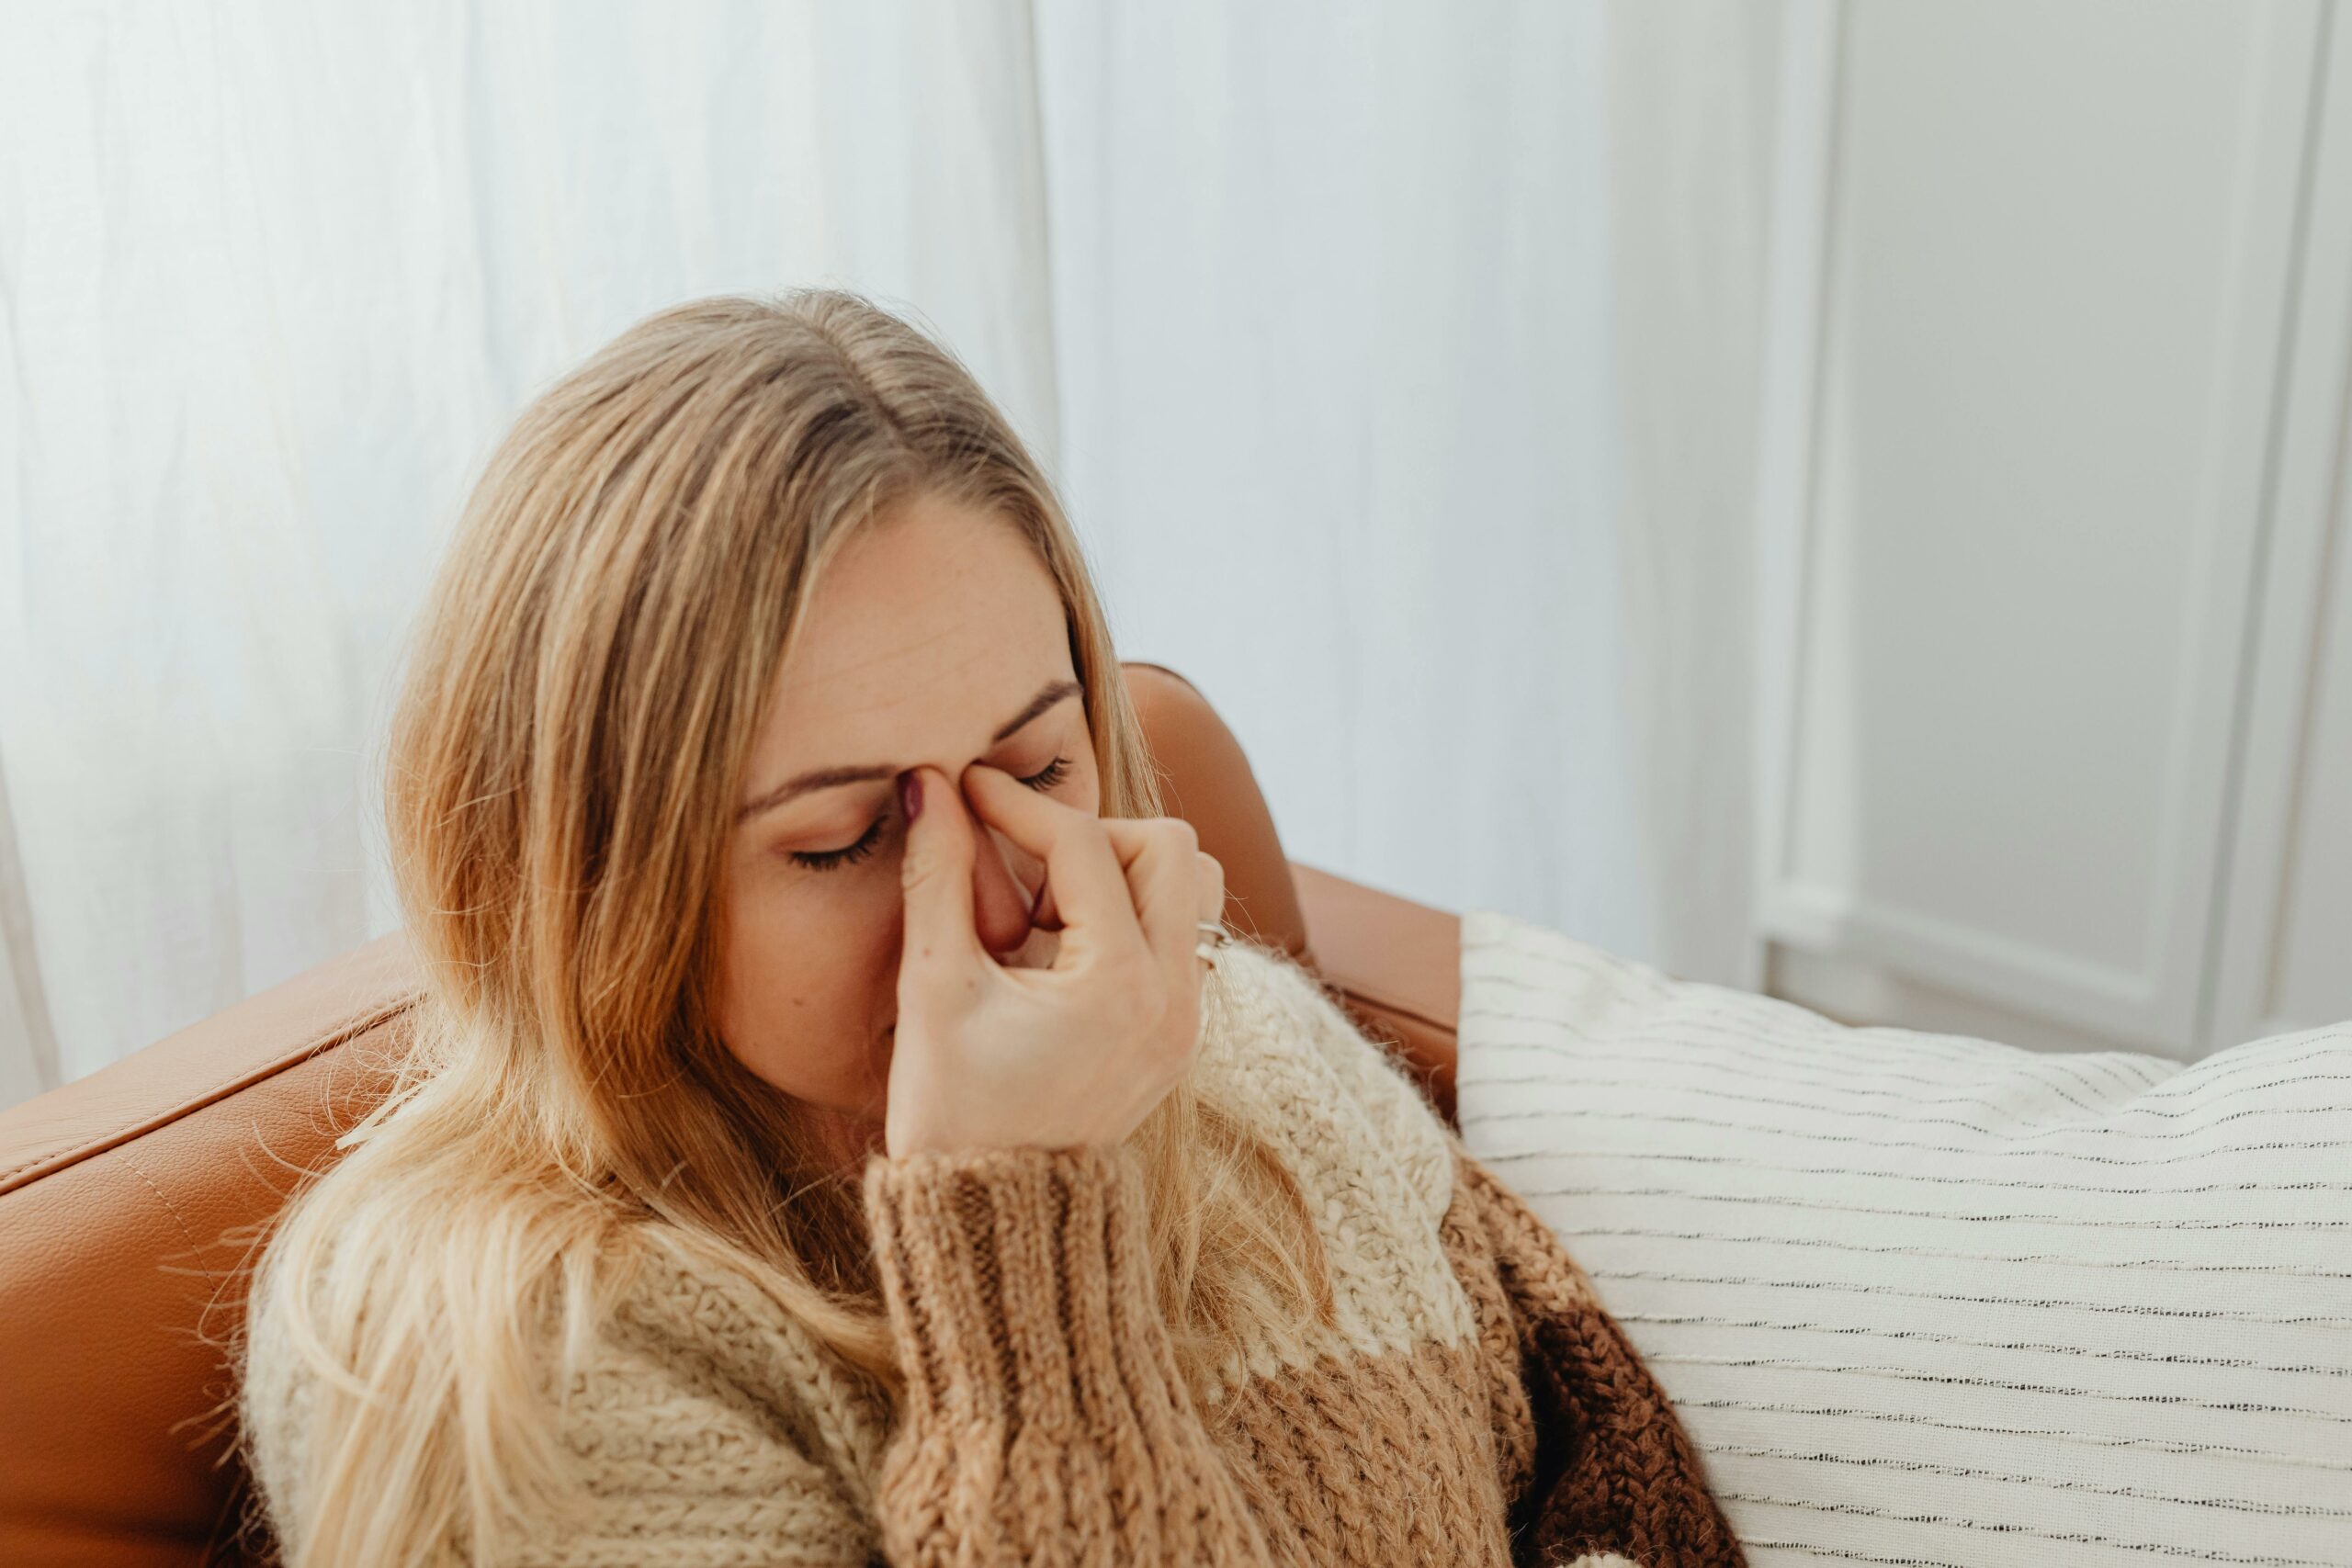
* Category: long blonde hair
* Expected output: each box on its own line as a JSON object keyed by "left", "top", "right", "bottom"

{"left": 236, "top": 289, "right": 1334, "bottom": 1566}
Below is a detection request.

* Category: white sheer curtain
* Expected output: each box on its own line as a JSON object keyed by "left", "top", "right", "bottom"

{"left": 1034, "top": 0, "right": 1655, "bottom": 965}
{"left": 0, "top": 1, "right": 1778, "bottom": 1110}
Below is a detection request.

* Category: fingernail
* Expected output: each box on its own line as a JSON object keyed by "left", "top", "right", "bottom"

{"left": 899, "top": 770, "right": 922, "bottom": 822}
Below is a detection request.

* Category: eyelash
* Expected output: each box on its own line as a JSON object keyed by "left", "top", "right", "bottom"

{"left": 787, "top": 755, "right": 1073, "bottom": 873}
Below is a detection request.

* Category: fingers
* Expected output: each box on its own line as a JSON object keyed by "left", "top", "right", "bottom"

{"left": 960, "top": 764, "right": 1144, "bottom": 963}
{"left": 956, "top": 767, "right": 1226, "bottom": 1022}
{"left": 896, "top": 766, "right": 983, "bottom": 976}
{"left": 1078, "top": 823, "right": 1219, "bottom": 1066}
{"left": 1114, "top": 816, "right": 1204, "bottom": 996}
{"left": 1194, "top": 851, "right": 1227, "bottom": 931}
{"left": 1078, "top": 830, "right": 1224, "bottom": 987}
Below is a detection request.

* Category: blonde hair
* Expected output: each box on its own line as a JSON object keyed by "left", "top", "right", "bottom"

{"left": 235, "top": 289, "right": 1335, "bottom": 1565}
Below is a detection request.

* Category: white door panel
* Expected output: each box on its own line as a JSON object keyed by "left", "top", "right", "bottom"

{"left": 1757, "top": 0, "right": 2330, "bottom": 1055}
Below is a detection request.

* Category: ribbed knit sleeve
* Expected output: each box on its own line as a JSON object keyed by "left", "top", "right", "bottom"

{"left": 861, "top": 1141, "right": 1286, "bottom": 1566}
{"left": 1440, "top": 1140, "right": 1746, "bottom": 1568}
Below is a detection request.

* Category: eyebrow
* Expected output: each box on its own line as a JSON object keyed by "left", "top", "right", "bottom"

{"left": 735, "top": 677, "right": 1083, "bottom": 823}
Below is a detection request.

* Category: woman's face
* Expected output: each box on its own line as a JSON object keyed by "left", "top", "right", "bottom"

{"left": 713, "top": 491, "right": 1102, "bottom": 1159}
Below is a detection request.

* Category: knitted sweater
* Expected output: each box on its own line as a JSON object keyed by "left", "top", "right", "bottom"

{"left": 241, "top": 937, "right": 1742, "bottom": 1567}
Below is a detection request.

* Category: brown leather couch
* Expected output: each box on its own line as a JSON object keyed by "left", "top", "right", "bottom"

{"left": 0, "top": 661, "right": 1464, "bottom": 1567}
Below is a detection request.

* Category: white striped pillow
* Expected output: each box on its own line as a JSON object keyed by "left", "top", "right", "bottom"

{"left": 1454, "top": 908, "right": 2352, "bottom": 1568}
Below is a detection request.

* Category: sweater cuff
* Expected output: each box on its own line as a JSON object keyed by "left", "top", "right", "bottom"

{"left": 862, "top": 1141, "right": 1174, "bottom": 1429}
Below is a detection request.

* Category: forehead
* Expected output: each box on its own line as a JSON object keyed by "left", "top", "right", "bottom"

{"left": 759, "top": 493, "right": 1071, "bottom": 760}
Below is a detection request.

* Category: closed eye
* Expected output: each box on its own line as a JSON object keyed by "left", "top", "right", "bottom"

{"left": 786, "top": 754, "right": 1073, "bottom": 872}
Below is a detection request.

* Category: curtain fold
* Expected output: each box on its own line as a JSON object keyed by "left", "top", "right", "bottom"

{"left": 0, "top": 761, "right": 58, "bottom": 1105}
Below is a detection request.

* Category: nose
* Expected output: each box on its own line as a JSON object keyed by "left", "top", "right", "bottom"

{"left": 970, "top": 821, "right": 1043, "bottom": 955}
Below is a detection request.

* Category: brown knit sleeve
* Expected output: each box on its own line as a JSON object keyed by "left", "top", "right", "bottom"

{"left": 861, "top": 1140, "right": 1288, "bottom": 1566}
{"left": 1440, "top": 1140, "right": 1747, "bottom": 1568}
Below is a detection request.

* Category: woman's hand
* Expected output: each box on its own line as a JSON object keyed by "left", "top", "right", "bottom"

{"left": 883, "top": 761, "right": 1226, "bottom": 1159}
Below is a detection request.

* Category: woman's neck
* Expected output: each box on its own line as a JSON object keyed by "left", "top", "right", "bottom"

{"left": 800, "top": 1100, "right": 887, "bottom": 1180}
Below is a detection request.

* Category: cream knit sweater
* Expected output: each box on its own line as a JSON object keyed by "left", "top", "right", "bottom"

{"left": 241, "top": 937, "right": 1741, "bottom": 1567}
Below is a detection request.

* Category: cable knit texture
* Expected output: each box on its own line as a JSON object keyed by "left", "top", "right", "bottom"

{"left": 243, "top": 938, "right": 1743, "bottom": 1566}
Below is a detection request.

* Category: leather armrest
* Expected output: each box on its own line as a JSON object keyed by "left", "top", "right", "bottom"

{"left": 1291, "top": 862, "right": 1461, "bottom": 1128}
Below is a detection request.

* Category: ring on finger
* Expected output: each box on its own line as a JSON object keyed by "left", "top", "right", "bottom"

{"left": 1194, "top": 918, "right": 1229, "bottom": 964}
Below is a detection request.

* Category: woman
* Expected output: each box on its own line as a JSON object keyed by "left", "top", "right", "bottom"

{"left": 236, "top": 288, "right": 1742, "bottom": 1567}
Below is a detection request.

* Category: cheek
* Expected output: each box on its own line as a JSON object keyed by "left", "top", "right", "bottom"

{"left": 714, "top": 861, "right": 902, "bottom": 1104}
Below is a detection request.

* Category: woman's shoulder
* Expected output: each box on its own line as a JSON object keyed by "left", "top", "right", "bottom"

{"left": 241, "top": 1166, "right": 886, "bottom": 1560}
{"left": 1193, "top": 934, "right": 1459, "bottom": 1226}
{"left": 1196, "top": 933, "right": 1451, "bottom": 1130}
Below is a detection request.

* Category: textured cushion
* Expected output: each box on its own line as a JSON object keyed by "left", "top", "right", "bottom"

{"left": 1453, "top": 908, "right": 2352, "bottom": 1568}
